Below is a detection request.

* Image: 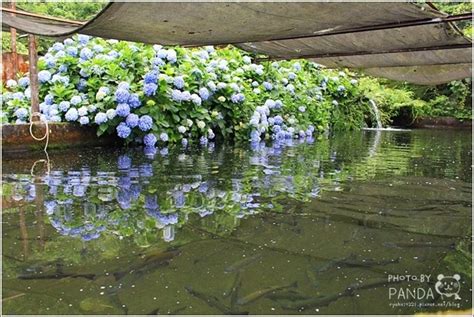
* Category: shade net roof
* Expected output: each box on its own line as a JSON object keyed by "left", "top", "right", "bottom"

{"left": 2, "top": 2, "right": 472, "bottom": 85}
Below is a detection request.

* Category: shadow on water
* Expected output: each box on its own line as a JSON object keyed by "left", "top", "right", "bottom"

{"left": 2, "top": 130, "right": 472, "bottom": 314}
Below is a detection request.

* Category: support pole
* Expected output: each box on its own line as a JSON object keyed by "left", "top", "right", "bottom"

{"left": 28, "top": 34, "right": 39, "bottom": 121}
{"left": 10, "top": 0, "right": 18, "bottom": 79}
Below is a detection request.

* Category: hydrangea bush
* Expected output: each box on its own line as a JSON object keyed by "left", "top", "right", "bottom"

{"left": 1, "top": 35, "right": 368, "bottom": 144}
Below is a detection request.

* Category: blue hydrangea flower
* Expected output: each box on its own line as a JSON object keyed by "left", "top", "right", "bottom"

{"left": 199, "top": 135, "right": 208, "bottom": 145}
{"left": 115, "top": 88, "right": 130, "bottom": 103}
{"left": 64, "top": 38, "right": 74, "bottom": 46}
{"left": 70, "top": 95, "right": 82, "bottom": 106}
{"left": 80, "top": 47, "right": 93, "bottom": 60}
{"left": 298, "top": 106, "right": 306, "bottom": 113}
{"left": 166, "top": 49, "right": 177, "bottom": 63}
{"left": 117, "top": 155, "right": 132, "bottom": 170}
{"left": 38, "top": 70, "right": 52, "bottom": 83}
{"left": 198, "top": 87, "right": 210, "bottom": 101}
{"left": 153, "top": 57, "right": 165, "bottom": 67}
{"left": 51, "top": 42, "right": 64, "bottom": 52}
{"left": 94, "top": 112, "right": 108, "bottom": 125}
{"left": 116, "top": 103, "right": 130, "bottom": 117}
{"left": 171, "top": 89, "right": 182, "bottom": 102}
{"left": 138, "top": 115, "right": 153, "bottom": 131}
{"left": 274, "top": 115, "right": 283, "bottom": 125}
{"left": 275, "top": 100, "right": 283, "bottom": 109}
{"left": 143, "top": 83, "right": 158, "bottom": 96}
{"left": 293, "top": 62, "right": 302, "bottom": 71}
{"left": 79, "top": 116, "right": 89, "bottom": 125}
{"left": 337, "top": 85, "right": 346, "bottom": 92}
{"left": 144, "top": 71, "right": 158, "bottom": 84}
{"left": 51, "top": 74, "right": 70, "bottom": 85}
{"left": 12, "top": 92, "right": 24, "bottom": 100}
{"left": 181, "top": 138, "right": 188, "bottom": 147}
{"left": 65, "top": 108, "right": 79, "bottom": 121}
{"left": 173, "top": 76, "right": 185, "bottom": 89}
{"left": 231, "top": 93, "right": 245, "bottom": 103}
{"left": 178, "top": 126, "right": 186, "bottom": 134}
{"left": 77, "top": 78, "right": 87, "bottom": 91}
{"left": 14, "top": 108, "right": 28, "bottom": 120}
{"left": 263, "top": 81, "right": 273, "bottom": 90}
{"left": 66, "top": 46, "right": 78, "bottom": 56}
{"left": 128, "top": 93, "right": 141, "bottom": 108}
{"left": 77, "top": 34, "right": 90, "bottom": 45}
{"left": 93, "top": 44, "right": 104, "bottom": 53}
{"left": 144, "top": 133, "right": 157, "bottom": 147}
{"left": 159, "top": 132, "right": 169, "bottom": 142}
{"left": 58, "top": 101, "right": 70, "bottom": 112}
{"left": 250, "top": 130, "right": 261, "bottom": 143}
{"left": 117, "top": 82, "right": 130, "bottom": 91}
{"left": 126, "top": 113, "right": 139, "bottom": 128}
{"left": 116, "top": 122, "right": 131, "bottom": 138}
{"left": 18, "top": 77, "right": 29, "bottom": 88}
{"left": 288, "top": 72, "right": 297, "bottom": 80}
{"left": 243, "top": 56, "right": 252, "bottom": 64}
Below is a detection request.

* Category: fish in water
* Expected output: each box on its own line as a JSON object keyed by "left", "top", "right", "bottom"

{"left": 224, "top": 253, "right": 262, "bottom": 273}
{"left": 267, "top": 290, "right": 312, "bottom": 302}
{"left": 18, "top": 272, "right": 96, "bottom": 280}
{"left": 383, "top": 241, "right": 455, "bottom": 249}
{"left": 237, "top": 281, "right": 298, "bottom": 306}
{"left": 282, "top": 278, "right": 402, "bottom": 310}
{"left": 223, "top": 272, "right": 241, "bottom": 298}
{"left": 185, "top": 286, "right": 233, "bottom": 314}
{"left": 113, "top": 249, "right": 180, "bottom": 281}
{"left": 306, "top": 269, "right": 320, "bottom": 288}
{"left": 317, "top": 254, "right": 399, "bottom": 273}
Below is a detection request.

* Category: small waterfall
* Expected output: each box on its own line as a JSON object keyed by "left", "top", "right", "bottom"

{"left": 369, "top": 99, "right": 383, "bottom": 129}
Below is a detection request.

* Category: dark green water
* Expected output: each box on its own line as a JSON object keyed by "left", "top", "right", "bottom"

{"left": 2, "top": 130, "right": 472, "bottom": 315}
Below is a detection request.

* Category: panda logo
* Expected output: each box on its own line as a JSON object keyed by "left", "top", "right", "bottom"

{"left": 435, "top": 274, "right": 461, "bottom": 300}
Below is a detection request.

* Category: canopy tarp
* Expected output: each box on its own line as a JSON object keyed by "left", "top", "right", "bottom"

{"left": 2, "top": 2, "right": 472, "bottom": 85}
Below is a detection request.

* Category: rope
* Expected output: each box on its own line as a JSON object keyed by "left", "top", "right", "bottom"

{"left": 29, "top": 112, "right": 51, "bottom": 176}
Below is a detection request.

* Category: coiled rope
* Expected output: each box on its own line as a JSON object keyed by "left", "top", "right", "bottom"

{"left": 29, "top": 112, "right": 51, "bottom": 176}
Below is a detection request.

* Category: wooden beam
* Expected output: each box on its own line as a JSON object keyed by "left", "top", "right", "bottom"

{"left": 28, "top": 34, "right": 39, "bottom": 121}
{"left": 2, "top": 7, "right": 85, "bottom": 25}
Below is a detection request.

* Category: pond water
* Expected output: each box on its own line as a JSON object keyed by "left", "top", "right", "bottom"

{"left": 2, "top": 129, "right": 472, "bottom": 315}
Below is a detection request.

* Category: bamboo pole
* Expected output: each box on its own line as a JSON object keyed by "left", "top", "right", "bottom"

{"left": 10, "top": 0, "right": 18, "bottom": 79}
{"left": 28, "top": 34, "right": 39, "bottom": 121}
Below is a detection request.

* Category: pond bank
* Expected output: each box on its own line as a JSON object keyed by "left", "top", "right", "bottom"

{"left": 1, "top": 123, "right": 118, "bottom": 156}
